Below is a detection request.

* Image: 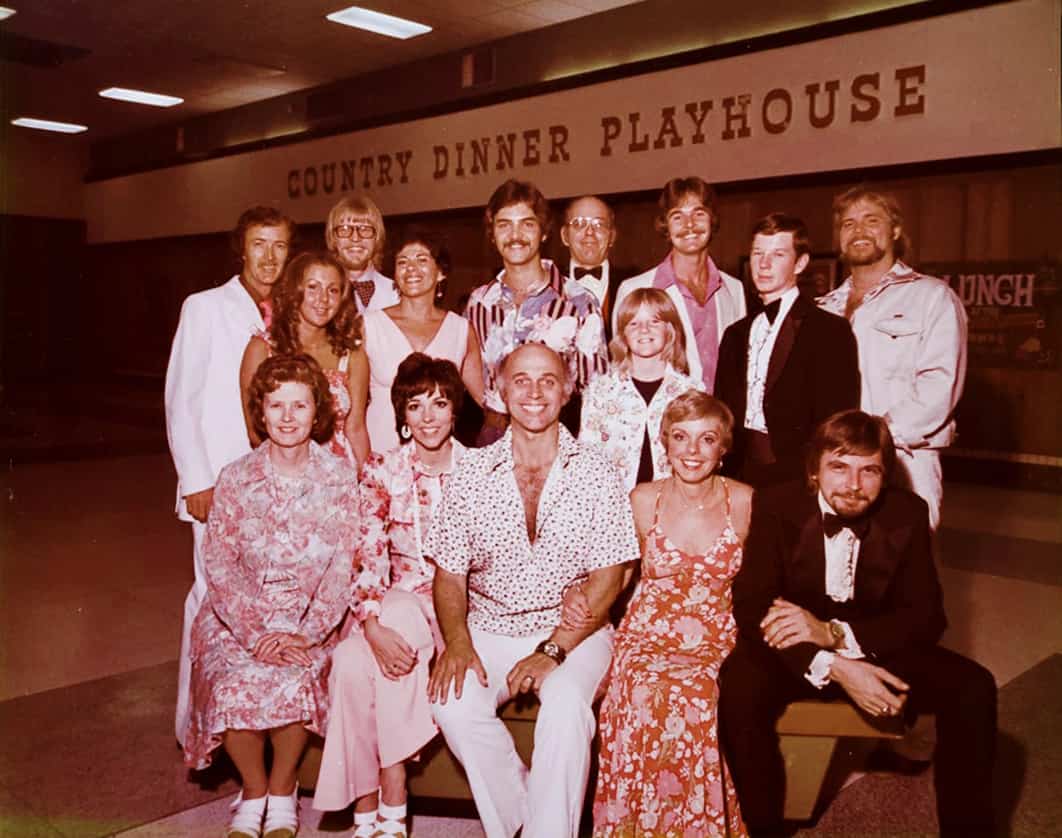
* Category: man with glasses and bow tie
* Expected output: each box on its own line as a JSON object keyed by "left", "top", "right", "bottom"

{"left": 718, "top": 409, "right": 997, "bottom": 838}
{"left": 325, "top": 193, "right": 398, "bottom": 313}
{"left": 559, "top": 195, "right": 634, "bottom": 342}
{"left": 613, "top": 176, "right": 746, "bottom": 392}
{"left": 714, "top": 213, "right": 859, "bottom": 487}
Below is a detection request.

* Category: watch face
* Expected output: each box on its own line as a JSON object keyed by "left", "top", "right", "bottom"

{"left": 544, "top": 642, "right": 559, "bottom": 656}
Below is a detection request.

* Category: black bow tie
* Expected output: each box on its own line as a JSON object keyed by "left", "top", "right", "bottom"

{"left": 574, "top": 265, "right": 603, "bottom": 280}
{"left": 762, "top": 298, "right": 782, "bottom": 325}
{"left": 823, "top": 512, "right": 870, "bottom": 540}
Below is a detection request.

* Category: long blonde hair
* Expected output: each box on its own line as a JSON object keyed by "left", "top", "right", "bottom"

{"left": 610, "top": 287, "right": 689, "bottom": 374}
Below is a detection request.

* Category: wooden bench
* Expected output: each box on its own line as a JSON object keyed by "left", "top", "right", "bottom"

{"left": 298, "top": 697, "right": 909, "bottom": 822}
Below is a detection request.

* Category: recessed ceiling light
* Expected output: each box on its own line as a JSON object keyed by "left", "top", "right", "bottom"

{"left": 0, "top": 7, "right": 16, "bottom": 22}
{"left": 99, "top": 87, "right": 184, "bottom": 107}
{"left": 12, "top": 117, "right": 88, "bottom": 134}
{"left": 326, "top": 6, "right": 431, "bottom": 40}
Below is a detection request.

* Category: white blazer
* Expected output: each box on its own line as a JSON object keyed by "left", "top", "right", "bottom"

{"left": 613, "top": 265, "right": 747, "bottom": 384}
{"left": 164, "top": 276, "right": 264, "bottom": 521}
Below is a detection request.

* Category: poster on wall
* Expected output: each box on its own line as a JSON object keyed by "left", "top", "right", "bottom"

{"left": 927, "top": 262, "right": 1060, "bottom": 370}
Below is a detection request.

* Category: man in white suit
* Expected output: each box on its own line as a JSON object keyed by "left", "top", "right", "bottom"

{"left": 165, "top": 205, "right": 295, "bottom": 744}
{"left": 613, "top": 176, "right": 745, "bottom": 391}
{"left": 325, "top": 192, "right": 397, "bottom": 313}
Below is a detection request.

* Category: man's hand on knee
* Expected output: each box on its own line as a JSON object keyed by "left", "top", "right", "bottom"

{"left": 428, "top": 640, "right": 488, "bottom": 705}
{"left": 506, "top": 652, "right": 558, "bottom": 697}
{"left": 830, "top": 657, "right": 909, "bottom": 718}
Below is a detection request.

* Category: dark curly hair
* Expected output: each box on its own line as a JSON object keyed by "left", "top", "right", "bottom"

{"left": 248, "top": 354, "right": 336, "bottom": 445}
{"left": 391, "top": 228, "right": 452, "bottom": 301}
{"left": 485, "top": 179, "right": 552, "bottom": 241}
{"left": 270, "top": 251, "right": 362, "bottom": 357}
{"left": 390, "top": 353, "right": 465, "bottom": 444}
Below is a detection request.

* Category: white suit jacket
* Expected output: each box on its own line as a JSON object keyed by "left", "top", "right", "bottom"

{"left": 164, "top": 275, "right": 264, "bottom": 521}
{"left": 613, "top": 266, "right": 746, "bottom": 384}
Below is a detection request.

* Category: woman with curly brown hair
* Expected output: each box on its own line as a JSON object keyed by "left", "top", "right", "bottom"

{"left": 240, "top": 250, "right": 369, "bottom": 463}
{"left": 185, "top": 354, "right": 359, "bottom": 838}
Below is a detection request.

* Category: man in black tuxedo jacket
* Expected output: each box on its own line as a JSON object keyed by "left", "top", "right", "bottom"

{"left": 719, "top": 410, "right": 996, "bottom": 837}
{"left": 715, "top": 213, "right": 859, "bottom": 487}
{"left": 560, "top": 195, "right": 635, "bottom": 343}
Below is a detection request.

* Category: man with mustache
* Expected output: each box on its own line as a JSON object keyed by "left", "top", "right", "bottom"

{"left": 325, "top": 192, "right": 398, "bottom": 313}
{"left": 613, "top": 176, "right": 746, "bottom": 392}
{"left": 465, "top": 179, "right": 609, "bottom": 443}
{"left": 818, "top": 186, "right": 967, "bottom": 531}
{"left": 165, "top": 205, "right": 295, "bottom": 745}
{"left": 718, "top": 410, "right": 996, "bottom": 838}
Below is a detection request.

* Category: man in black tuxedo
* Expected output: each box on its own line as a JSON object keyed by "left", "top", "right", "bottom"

{"left": 560, "top": 195, "right": 634, "bottom": 342}
{"left": 715, "top": 213, "right": 859, "bottom": 487}
{"left": 718, "top": 410, "right": 997, "bottom": 837}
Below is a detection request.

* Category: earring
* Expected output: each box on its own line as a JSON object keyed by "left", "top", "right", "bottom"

{"left": 400, "top": 424, "right": 412, "bottom": 440}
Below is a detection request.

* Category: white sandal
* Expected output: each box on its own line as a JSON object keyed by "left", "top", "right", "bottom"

{"left": 374, "top": 801, "right": 407, "bottom": 837}
{"left": 228, "top": 791, "right": 267, "bottom": 838}
{"left": 351, "top": 809, "right": 377, "bottom": 837}
{"left": 263, "top": 786, "right": 299, "bottom": 838}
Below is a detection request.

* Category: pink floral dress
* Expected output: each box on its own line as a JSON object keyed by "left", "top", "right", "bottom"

{"left": 183, "top": 442, "right": 359, "bottom": 769}
{"left": 593, "top": 480, "right": 747, "bottom": 837}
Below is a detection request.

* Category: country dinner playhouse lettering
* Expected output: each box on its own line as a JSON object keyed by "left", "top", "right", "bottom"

{"left": 287, "top": 65, "right": 926, "bottom": 199}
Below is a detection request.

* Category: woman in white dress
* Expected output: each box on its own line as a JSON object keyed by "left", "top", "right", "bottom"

{"left": 350, "top": 229, "right": 484, "bottom": 453}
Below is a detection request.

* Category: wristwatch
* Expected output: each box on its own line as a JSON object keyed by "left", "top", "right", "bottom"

{"left": 828, "top": 620, "right": 846, "bottom": 650}
{"left": 535, "top": 639, "right": 567, "bottom": 665}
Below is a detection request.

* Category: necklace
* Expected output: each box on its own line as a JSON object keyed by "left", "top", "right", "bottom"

{"left": 669, "top": 475, "right": 718, "bottom": 512}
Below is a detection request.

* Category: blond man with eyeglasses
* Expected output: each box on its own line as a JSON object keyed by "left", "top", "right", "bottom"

{"left": 325, "top": 192, "right": 399, "bottom": 313}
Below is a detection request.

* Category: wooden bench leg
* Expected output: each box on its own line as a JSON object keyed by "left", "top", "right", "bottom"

{"left": 780, "top": 734, "right": 837, "bottom": 821}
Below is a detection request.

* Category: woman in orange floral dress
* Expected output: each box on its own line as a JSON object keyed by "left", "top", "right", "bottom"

{"left": 592, "top": 390, "right": 752, "bottom": 837}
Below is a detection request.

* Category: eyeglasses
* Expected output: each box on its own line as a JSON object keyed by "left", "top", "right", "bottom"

{"left": 333, "top": 222, "right": 377, "bottom": 239}
{"left": 566, "top": 216, "right": 611, "bottom": 233}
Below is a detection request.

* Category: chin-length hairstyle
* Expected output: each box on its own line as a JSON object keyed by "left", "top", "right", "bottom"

{"left": 659, "top": 390, "right": 734, "bottom": 452}
{"left": 610, "top": 287, "right": 689, "bottom": 374}
{"left": 832, "top": 184, "right": 909, "bottom": 261}
{"left": 325, "top": 192, "right": 387, "bottom": 267}
{"left": 390, "top": 353, "right": 465, "bottom": 444}
{"left": 271, "top": 251, "right": 362, "bottom": 357}
{"left": 805, "top": 409, "right": 896, "bottom": 491}
{"left": 248, "top": 353, "right": 336, "bottom": 445}
{"left": 653, "top": 176, "right": 721, "bottom": 237}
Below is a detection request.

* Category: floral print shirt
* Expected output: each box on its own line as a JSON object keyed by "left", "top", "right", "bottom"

{"left": 580, "top": 365, "right": 705, "bottom": 492}
{"left": 464, "top": 259, "right": 609, "bottom": 413}
{"left": 425, "top": 426, "right": 639, "bottom": 636}
{"left": 350, "top": 440, "right": 467, "bottom": 624}
{"left": 200, "top": 440, "right": 359, "bottom": 651}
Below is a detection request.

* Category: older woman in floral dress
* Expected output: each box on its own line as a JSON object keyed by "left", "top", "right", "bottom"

{"left": 314, "top": 353, "right": 467, "bottom": 838}
{"left": 184, "top": 354, "right": 359, "bottom": 838}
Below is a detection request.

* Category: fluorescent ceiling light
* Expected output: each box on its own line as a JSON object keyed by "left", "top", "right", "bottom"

{"left": 326, "top": 6, "right": 431, "bottom": 39}
{"left": 0, "top": 7, "right": 16, "bottom": 22}
{"left": 12, "top": 117, "right": 87, "bottom": 134}
{"left": 99, "top": 87, "right": 184, "bottom": 107}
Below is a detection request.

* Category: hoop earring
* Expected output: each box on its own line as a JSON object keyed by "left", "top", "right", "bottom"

{"left": 400, "top": 424, "right": 412, "bottom": 441}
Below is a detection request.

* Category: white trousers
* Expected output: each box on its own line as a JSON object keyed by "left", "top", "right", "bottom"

{"left": 895, "top": 448, "right": 943, "bottom": 532}
{"left": 431, "top": 625, "right": 613, "bottom": 838}
{"left": 175, "top": 519, "right": 208, "bottom": 745}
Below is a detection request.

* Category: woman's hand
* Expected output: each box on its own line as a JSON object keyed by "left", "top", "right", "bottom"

{"left": 253, "top": 632, "right": 312, "bottom": 666}
{"left": 364, "top": 618, "right": 418, "bottom": 680}
{"left": 560, "top": 583, "right": 595, "bottom": 631}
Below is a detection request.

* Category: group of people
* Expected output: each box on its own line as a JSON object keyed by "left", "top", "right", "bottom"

{"left": 164, "top": 175, "right": 995, "bottom": 838}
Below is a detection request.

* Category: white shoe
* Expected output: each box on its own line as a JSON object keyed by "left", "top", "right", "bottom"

{"left": 263, "top": 786, "right": 299, "bottom": 838}
{"left": 228, "top": 791, "right": 267, "bottom": 838}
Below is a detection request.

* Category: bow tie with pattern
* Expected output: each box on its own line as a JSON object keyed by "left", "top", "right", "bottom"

{"left": 822, "top": 512, "right": 870, "bottom": 540}
{"left": 761, "top": 298, "right": 782, "bottom": 325}
{"left": 353, "top": 279, "right": 376, "bottom": 308}
{"left": 574, "top": 265, "right": 603, "bottom": 280}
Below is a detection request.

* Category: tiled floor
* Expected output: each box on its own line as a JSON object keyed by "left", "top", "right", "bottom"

{"left": 1, "top": 442, "right": 1059, "bottom": 836}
